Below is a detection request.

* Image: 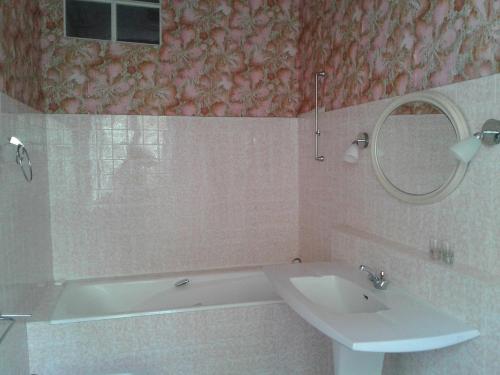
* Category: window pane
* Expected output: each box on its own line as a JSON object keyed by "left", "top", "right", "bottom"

{"left": 66, "top": 0, "right": 111, "bottom": 40}
{"left": 116, "top": 5, "right": 160, "bottom": 45}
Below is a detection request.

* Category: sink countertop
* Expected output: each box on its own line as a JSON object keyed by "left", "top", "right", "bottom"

{"left": 263, "top": 261, "right": 479, "bottom": 353}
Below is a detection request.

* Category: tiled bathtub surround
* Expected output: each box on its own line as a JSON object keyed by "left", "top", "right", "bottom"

{"left": 27, "top": 303, "right": 331, "bottom": 375}
{"left": 299, "top": 74, "right": 500, "bottom": 374}
{"left": 47, "top": 115, "right": 299, "bottom": 280}
{"left": 0, "top": 92, "right": 53, "bottom": 374}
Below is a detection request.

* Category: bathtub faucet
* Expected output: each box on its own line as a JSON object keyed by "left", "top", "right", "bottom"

{"left": 359, "top": 265, "right": 389, "bottom": 290}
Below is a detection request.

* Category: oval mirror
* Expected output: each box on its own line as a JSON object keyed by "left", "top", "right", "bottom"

{"left": 371, "top": 92, "right": 469, "bottom": 204}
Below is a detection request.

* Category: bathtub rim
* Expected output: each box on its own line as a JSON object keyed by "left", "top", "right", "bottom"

{"left": 50, "top": 299, "right": 284, "bottom": 325}
{"left": 37, "top": 264, "right": 285, "bottom": 325}
{"left": 55, "top": 264, "right": 274, "bottom": 288}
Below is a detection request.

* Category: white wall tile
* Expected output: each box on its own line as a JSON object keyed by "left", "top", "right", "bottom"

{"left": 47, "top": 115, "right": 300, "bottom": 279}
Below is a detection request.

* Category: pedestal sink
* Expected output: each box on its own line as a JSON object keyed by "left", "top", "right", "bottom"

{"left": 263, "top": 262, "right": 479, "bottom": 375}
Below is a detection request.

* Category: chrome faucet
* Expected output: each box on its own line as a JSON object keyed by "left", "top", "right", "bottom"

{"left": 359, "top": 265, "right": 389, "bottom": 290}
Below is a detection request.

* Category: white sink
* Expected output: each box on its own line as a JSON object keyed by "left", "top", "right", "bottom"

{"left": 290, "top": 276, "right": 388, "bottom": 314}
{"left": 264, "top": 262, "right": 479, "bottom": 375}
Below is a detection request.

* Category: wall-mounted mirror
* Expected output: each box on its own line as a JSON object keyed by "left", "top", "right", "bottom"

{"left": 371, "top": 92, "right": 469, "bottom": 204}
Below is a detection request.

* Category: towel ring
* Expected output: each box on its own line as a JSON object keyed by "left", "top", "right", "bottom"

{"left": 9, "top": 137, "right": 33, "bottom": 182}
{"left": 16, "top": 145, "right": 32, "bottom": 182}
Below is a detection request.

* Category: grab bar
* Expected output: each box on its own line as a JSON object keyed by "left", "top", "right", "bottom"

{"left": 0, "top": 313, "right": 32, "bottom": 319}
{"left": 314, "top": 72, "right": 326, "bottom": 161}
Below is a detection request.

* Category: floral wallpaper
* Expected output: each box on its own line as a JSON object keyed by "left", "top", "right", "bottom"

{"left": 297, "top": 0, "right": 500, "bottom": 113}
{"left": 3, "top": 0, "right": 498, "bottom": 116}
{"left": 0, "top": 0, "right": 44, "bottom": 110}
{"left": 40, "top": 0, "right": 301, "bottom": 116}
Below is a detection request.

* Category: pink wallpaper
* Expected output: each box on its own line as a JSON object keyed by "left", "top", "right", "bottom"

{"left": 297, "top": 0, "right": 500, "bottom": 113}
{"left": 40, "top": 0, "right": 301, "bottom": 116}
{"left": 2, "top": 0, "right": 498, "bottom": 116}
{"left": 0, "top": 0, "right": 44, "bottom": 110}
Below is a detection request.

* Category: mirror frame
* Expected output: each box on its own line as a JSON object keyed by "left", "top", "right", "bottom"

{"left": 371, "top": 91, "right": 469, "bottom": 204}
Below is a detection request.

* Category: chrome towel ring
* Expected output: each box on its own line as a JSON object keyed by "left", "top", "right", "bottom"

{"left": 9, "top": 136, "right": 33, "bottom": 182}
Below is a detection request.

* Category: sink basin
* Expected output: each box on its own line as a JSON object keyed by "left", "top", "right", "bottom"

{"left": 290, "top": 276, "right": 388, "bottom": 314}
{"left": 264, "top": 262, "right": 479, "bottom": 375}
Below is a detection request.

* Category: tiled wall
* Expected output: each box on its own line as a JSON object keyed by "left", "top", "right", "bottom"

{"left": 27, "top": 303, "right": 331, "bottom": 375}
{"left": 298, "top": 74, "right": 500, "bottom": 374}
{"left": 47, "top": 115, "right": 299, "bottom": 280}
{"left": 0, "top": 93, "right": 53, "bottom": 374}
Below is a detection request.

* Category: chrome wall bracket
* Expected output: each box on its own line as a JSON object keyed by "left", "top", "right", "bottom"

{"left": 353, "top": 132, "right": 369, "bottom": 148}
{"left": 479, "top": 119, "right": 500, "bottom": 146}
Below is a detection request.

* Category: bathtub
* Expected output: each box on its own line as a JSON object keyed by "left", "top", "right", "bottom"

{"left": 50, "top": 267, "right": 282, "bottom": 324}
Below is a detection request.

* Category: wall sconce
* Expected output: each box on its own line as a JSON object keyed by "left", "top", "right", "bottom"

{"left": 450, "top": 119, "right": 500, "bottom": 162}
{"left": 343, "top": 132, "right": 369, "bottom": 163}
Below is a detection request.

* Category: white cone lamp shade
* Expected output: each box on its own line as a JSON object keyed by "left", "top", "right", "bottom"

{"left": 343, "top": 143, "right": 359, "bottom": 163}
{"left": 449, "top": 135, "right": 481, "bottom": 163}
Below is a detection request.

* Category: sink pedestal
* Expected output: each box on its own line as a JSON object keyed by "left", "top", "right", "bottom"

{"left": 332, "top": 341, "right": 384, "bottom": 375}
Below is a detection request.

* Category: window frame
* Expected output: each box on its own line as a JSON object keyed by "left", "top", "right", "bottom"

{"left": 64, "top": 0, "right": 162, "bottom": 46}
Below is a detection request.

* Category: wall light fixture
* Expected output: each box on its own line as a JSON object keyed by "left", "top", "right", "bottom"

{"left": 450, "top": 119, "right": 500, "bottom": 163}
{"left": 344, "top": 132, "right": 369, "bottom": 163}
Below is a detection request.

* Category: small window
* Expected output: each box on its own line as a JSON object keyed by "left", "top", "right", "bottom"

{"left": 65, "top": 0, "right": 160, "bottom": 45}
{"left": 116, "top": 5, "right": 159, "bottom": 44}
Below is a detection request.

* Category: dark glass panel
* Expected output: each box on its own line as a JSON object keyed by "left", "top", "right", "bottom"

{"left": 66, "top": 0, "right": 111, "bottom": 40}
{"left": 116, "top": 5, "right": 160, "bottom": 45}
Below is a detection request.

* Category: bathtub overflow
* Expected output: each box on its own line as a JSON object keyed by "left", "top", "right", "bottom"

{"left": 174, "top": 278, "right": 190, "bottom": 287}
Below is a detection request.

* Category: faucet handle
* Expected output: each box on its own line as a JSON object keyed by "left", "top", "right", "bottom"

{"left": 376, "top": 271, "right": 389, "bottom": 290}
{"left": 360, "top": 265, "right": 389, "bottom": 289}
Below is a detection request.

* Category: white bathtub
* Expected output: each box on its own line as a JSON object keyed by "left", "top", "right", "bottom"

{"left": 51, "top": 267, "right": 282, "bottom": 324}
